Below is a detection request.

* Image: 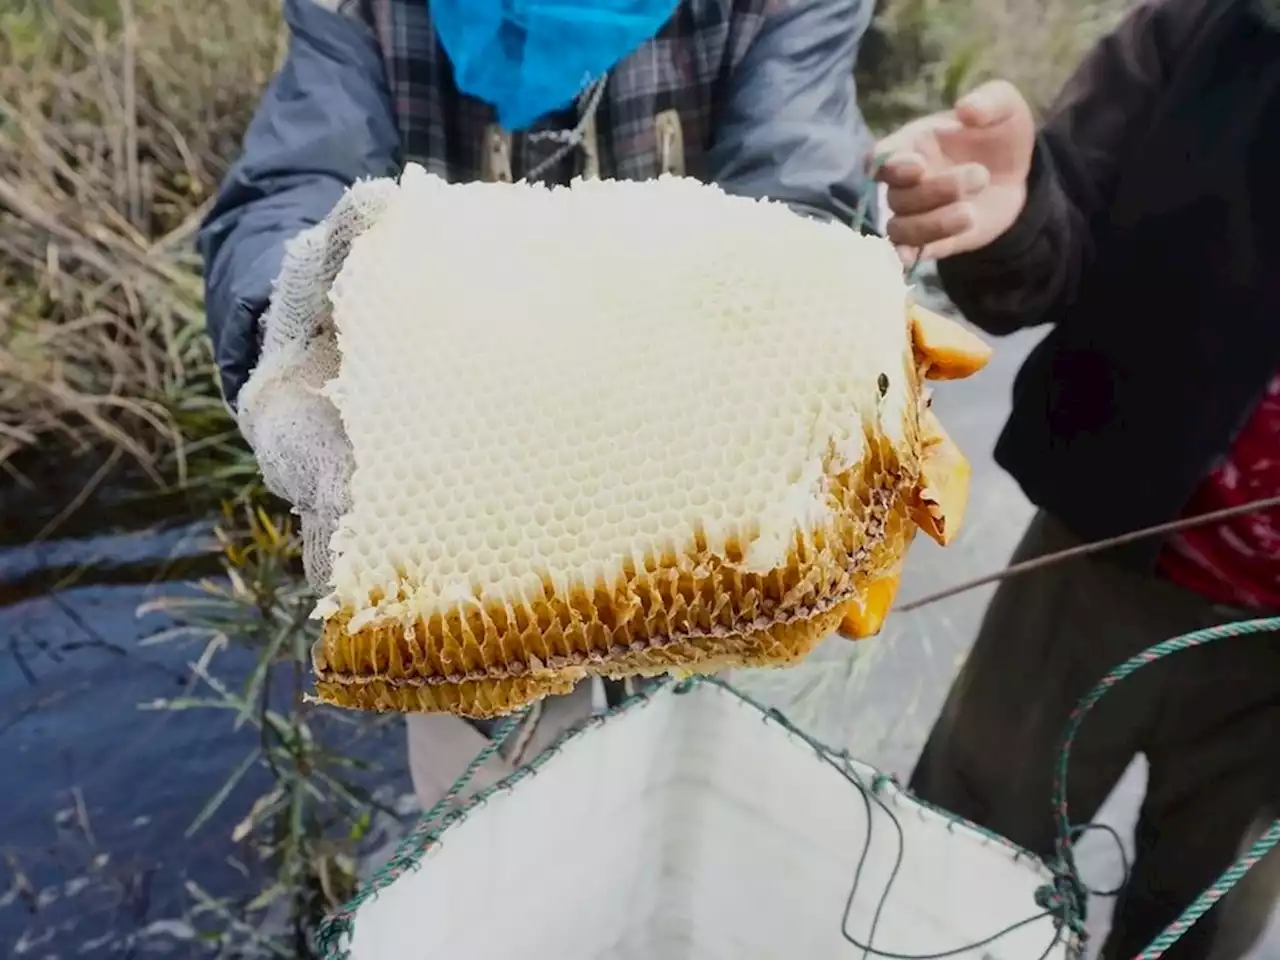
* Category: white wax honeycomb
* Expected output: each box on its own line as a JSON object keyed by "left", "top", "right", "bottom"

{"left": 319, "top": 165, "right": 911, "bottom": 632}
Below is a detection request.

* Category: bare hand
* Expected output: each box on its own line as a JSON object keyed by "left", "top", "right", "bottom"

{"left": 873, "top": 80, "right": 1036, "bottom": 262}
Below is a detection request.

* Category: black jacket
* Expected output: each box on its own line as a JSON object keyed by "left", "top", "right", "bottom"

{"left": 938, "top": 0, "right": 1280, "bottom": 567}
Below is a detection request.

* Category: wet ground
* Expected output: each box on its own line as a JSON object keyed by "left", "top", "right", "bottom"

{"left": 3, "top": 278, "right": 1276, "bottom": 957}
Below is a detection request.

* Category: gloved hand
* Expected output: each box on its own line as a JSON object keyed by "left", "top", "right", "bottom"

{"left": 236, "top": 178, "right": 399, "bottom": 593}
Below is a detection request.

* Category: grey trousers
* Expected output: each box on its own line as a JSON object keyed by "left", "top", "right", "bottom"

{"left": 910, "top": 511, "right": 1280, "bottom": 959}
{"left": 404, "top": 679, "right": 646, "bottom": 813}
{"left": 405, "top": 681, "right": 598, "bottom": 814}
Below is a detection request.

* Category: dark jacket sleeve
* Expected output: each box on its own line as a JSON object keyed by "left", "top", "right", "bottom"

{"left": 705, "top": 0, "right": 878, "bottom": 229}
{"left": 936, "top": 0, "right": 1211, "bottom": 335}
{"left": 198, "top": 0, "right": 400, "bottom": 409}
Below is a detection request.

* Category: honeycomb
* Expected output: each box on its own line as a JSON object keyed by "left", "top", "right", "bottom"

{"left": 310, "top": 164, "right": 990, "bottom": 718}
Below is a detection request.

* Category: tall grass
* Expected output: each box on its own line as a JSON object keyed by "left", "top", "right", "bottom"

{"left": 140, "top": 506, "right": 390, "bottom": 957}
{"left": 0, "top": 0, "right": 282, "bottom": 517}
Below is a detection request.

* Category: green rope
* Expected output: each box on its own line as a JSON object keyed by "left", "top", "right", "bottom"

{"left": 851, "top": 151, "right": 889, "bottom": 237}
{"left": 852, "top": 149, "right": 926, "bottom": 285}
{"left": 1136, "top": 819, "right": 1280, "bottom": 958}
{"left": 316, "top": 617, "right": 1280, "bottom": 960}
{"left": 1048, "top": 616, "right": 1280, "bottom": 959}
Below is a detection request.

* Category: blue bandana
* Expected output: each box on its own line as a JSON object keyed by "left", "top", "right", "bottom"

{"left": 431, "top": 0, "right": 682, "bottom": 132}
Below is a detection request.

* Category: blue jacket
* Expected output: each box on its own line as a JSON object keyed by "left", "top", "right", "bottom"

{"left": 200, "top": 0, "right": 877, "bottom": 408}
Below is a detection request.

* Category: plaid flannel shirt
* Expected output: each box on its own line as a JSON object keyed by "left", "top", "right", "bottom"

{"left": 361, "top": 0, "right": 770, "bottom": 183}
{"left": 200, "top": 0, "right": 877, "bottom": 406}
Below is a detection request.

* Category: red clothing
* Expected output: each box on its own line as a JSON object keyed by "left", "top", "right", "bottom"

{"left": 1158, "top": 373, "right": 1280, "bottom": 610}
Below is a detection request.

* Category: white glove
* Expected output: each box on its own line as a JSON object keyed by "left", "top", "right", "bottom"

{"left": 236, "top": 178, "right": 399, "bottom": 592}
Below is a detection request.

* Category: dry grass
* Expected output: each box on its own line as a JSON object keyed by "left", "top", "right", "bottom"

{"left": 0, "top": 0, "right": 282, "bottom": 506}
{"left": 0, "top": 0, "right": 1125, "bottom": 524}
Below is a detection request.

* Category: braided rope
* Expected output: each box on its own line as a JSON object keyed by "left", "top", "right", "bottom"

{"left": 1136, "top": 819, "right": 1280, "bottom": 958}
{"left": 522, "top": 76, "right": 609, "bottom": 182}
{"left": 1048, "top": 616, "right": 1280, "bottom": 958}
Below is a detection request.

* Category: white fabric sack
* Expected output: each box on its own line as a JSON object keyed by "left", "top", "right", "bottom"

{"left": 332, "top": 681, "right": 1076, "bottom": 960}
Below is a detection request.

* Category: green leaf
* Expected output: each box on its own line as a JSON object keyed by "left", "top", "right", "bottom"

{"left": 234, "top": 619, "right": 292, "bottom": 731}
{"left": 940, "top": 41, "right": 982, "bottom": 104}
{"left": 348, "top": 810, "right": 372, "bottom": 842}
{"left": 244, "top": 882, "right": 286, "bottom": 913}
{"left": 139, "top": 696, "right": 238, "bottom": 713}
{"left": 186, "top": 748, "right": 261, "bottom": 838}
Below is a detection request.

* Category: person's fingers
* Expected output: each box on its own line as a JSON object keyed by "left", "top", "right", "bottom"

{"left": 894, "top": 244, "right": 921, "bottom": 268}
{"left": 874, "top": 152, "right": 927, "bottom": 187}
{"left": 872, "top": 125, "right": 921, "bottom": 162}
{"left": 876, "top": 112, "right": 963, "bottom": 152}
{"left": 875, "top": 114, "right": 969, "bottom": 182}
{"left": 874, "top": 113, "right": 959, "bottom": 166}
{"left": 923, "top": 235, "right": 975, "bottom": 261}
{"left": 894, "top": 232, "right": 977, "bottom": 266}
{"left": 954, "top": 79, "right": 1025, "bottom": 129}
{"left": 885, "top": 201, "right": 977, "bottom": 250}
{"left": 884, "top": 163, "right": 989, "bottom": 216}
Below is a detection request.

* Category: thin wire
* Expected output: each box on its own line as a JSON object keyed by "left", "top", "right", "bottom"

{"left": 836, "top": 763, "right": 1067, "bottom": 960}
{"left": 837, "top": 772, "right": 1069, "bottom": 959}
{"left": 905, "top": 246, "right": 926, "bottom": 283}
{"left": 852, "top": 152, "right": 889, "bottom": 236}
{"left": 853, "top": 150, "right": 925, "bottom": 280}
{"left": 834, "top": 618, "right": 1280, "bottom": 959}
{"left": 718, "top": 691, "right": 1077, "bottom": 959}
{"left": 897, "top": 493, "right": 1280, "bottom": 614}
